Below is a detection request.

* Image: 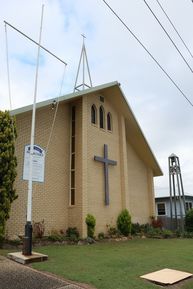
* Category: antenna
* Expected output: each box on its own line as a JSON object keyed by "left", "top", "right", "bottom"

{"left": 74, "top": 34, "right": 93, "bottom": 92}
{"left": 4, "top": 20, "right": 67, "bottom": 66}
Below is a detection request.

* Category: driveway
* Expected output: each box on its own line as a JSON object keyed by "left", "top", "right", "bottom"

{"left": 0, "top": 255, "right": 94, "bottom": 289}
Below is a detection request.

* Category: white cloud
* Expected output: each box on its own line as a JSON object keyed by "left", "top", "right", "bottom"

{"left": 1, "top": 0, "right": 193, "bottom": 196}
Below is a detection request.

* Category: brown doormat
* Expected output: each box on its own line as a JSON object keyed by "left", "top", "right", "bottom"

{"left": 140, "top": 268, "right": 192, "bottom": 285}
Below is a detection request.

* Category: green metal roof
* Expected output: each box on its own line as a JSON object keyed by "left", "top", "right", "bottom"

{"left": 10, "top": 81, "right": 119, "bottom": 116}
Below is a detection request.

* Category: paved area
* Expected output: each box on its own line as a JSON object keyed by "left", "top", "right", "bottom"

{"left": 0, "top": 256, "right": 89, "bottom": 289}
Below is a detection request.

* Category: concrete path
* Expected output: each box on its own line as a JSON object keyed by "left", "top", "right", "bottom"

{"left": 0, "top": 256, "right": 91, "bottom": 289}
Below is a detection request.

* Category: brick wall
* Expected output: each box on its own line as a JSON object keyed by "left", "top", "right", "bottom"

{"left": 85, "top": 93, "right": 122, "bottom": 235}
{"left": 127, "top": 141, "right": 154, "bottom": 224}
{"left": 6, "top": 91, "right": 156, "bottom": 239}
{"left": 6, "top": 103, "right": 70, "bottom": 238}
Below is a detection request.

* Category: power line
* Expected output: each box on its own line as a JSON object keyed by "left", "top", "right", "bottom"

{"left": 155, "top": 0, "right": 193, "bottom": 59}
{"left": 101, "top": 0, "right": 193, "bottom": 107}
{"left": 143, "top": 0, "right": 193, "bottom": 73}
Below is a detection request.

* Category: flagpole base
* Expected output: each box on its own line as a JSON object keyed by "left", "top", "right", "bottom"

{"left": 22, "top": 222, "right": 33, "bottom": 256}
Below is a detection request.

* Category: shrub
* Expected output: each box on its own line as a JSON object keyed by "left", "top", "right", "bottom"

{"left": 48, "top": 230, "right": 63, "bottom": 242}
{"left": 183, "top": 231, "right": 193, "bottom": 238}
{"left": 140, "top": 223, "right": 151, "bottom": 234}
{"left": 175, "top": 229, "right": 182, "bottom": 238}
{"left": 85, "top": 214, "right": 96, "bottom": 238}
{"left": 66, "top": 227, "right": 79, "bottom": 241}
{"left": 151, "top": 216, "right": 163, "bottom": 229}
{"left": 162, "top": 229, "right": 173, "bottom": 239}
{"left": 0, "top": 234, "right": 4, "bottom": 248}
{"left": 33, "top": 220, "right": 45, "bottom": 238}
{"left": 117, "top": 209, "right": 131, "bottom": 236}
{"left": 98, "top": 232, "right": 105, "bottom": 240}
{"left": 106, "top": 225, "right": 120, "bottom": 238}
{"left": 146, "top": 228, "right": 162, "bottom": 238}
{"left": 131, "top": 223, "right": 151, "bottom": 235}
{"left": 131, "top": 223, "right": 141, "bottom": 235}
{"left": 185, "top": 209, "right": 193, "bottom": 232}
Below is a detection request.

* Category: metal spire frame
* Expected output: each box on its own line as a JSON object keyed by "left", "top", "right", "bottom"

{"left": 74, "top": 34, "right": 93, "bottom": 92}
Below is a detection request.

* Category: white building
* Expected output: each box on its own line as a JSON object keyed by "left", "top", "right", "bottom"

{"left": 155, "top": 195, "right": 193, "bottom": 218}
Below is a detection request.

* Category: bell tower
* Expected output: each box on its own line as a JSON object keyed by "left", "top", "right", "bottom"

{"left": 168, "top": 154, "right": 186, "bottom": 231}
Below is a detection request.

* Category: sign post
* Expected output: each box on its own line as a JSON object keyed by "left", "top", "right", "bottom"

{"left": 23, "top": 145, "right": 45, "bottom": 183}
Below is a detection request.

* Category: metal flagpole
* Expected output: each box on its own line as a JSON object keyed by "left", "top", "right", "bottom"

{"left": 23, "top": 4, "right": 44, "bottom": 256}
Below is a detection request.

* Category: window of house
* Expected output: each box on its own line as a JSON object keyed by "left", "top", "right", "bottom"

{"left": 157, "top": 203, "right": 166, "bottom": 215}
{"left": 70, "top": 106, "right": 76, "bottom": 206}
{"left": 99, "top": 106, "right": 105, "bottom": 129}
{"left": 186, "top": 202, "right": 192, "bottom": 211}
{"left": 91, "top": 105, "right": 97, "bottom": 124}
{"left": 107, "top": 112, "right": 112, "bottom": 131}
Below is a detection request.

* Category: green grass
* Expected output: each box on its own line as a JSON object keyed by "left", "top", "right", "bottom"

{"left": 0, "top": 248, "right": 13, "bottom": 256}
{"left": 1, "top": 239, "right": 193, "bottom": 289}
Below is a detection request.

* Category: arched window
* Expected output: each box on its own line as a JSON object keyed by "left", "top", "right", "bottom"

{"left": 107, "top": 112, "right": 112, "bottom": 131}
{"left": 99, "top": 106, "right": 105, "bottom": 129}
{"left": 91, "top": 105, "right": 97, "bottom": 124}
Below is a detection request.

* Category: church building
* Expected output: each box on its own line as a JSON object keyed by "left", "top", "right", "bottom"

{"left": 6, "top": 81, "right": 162, "bottom": 238}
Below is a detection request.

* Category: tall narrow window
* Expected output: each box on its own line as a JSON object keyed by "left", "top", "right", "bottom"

{"left": 91, "top": 105, "right": 97, "bottom": 124}
{"left": 99, "top": 106, "right": 105, "bottom": 129}
{"left": 157, "top": 203, "right": 166, "bottom": 216}
{"left": 70, "top": 106, "right": 76, "bottom": 205}
{"left": 107, "top": 112, "right": 112, "bottom": 131}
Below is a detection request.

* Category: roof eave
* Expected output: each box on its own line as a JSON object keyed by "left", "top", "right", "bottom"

{"left": 10, "top": 81, "right": 119, "bottom": 116}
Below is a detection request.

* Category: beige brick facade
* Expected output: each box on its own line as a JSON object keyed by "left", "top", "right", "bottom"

{"left": 6, "top": 82, "right": 162, "bottom": 239}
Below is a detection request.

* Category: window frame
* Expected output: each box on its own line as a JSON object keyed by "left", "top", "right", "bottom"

{"left": 157, "top": 202, "right": 166, "bottom": 216}
{"left": 107, "top": 112, "right": 112, "bottom": 131}
{"left": 70, "top": 106, "right": 76, "bottom": 206}
{"left": 185, "top": 201, "right": 192, "bottom": 211}
{"left": 91, "top": 104, "right": 97, "bottom": 125}
{"left": 99, "top": 105, "right": 105, "bottom": 129}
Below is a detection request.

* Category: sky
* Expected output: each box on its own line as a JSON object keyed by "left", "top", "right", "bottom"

{"left": 0, "top": 0, "right": 193, "bottom": 197}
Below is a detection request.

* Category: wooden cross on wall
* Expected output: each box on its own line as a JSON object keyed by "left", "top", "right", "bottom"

{"left": 94, "top": 144, "right": 117, "bottom": 205}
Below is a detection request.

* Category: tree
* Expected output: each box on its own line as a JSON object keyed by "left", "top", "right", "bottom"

{"left": 0, "top": 111, "right": 17, "bottom": 242}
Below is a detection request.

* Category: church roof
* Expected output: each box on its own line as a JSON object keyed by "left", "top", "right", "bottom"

{"left": 11, "top": 81, "right": 163, "bottom": 177}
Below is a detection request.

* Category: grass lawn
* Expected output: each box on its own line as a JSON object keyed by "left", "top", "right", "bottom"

{"left": 28, "top": 238, "right": 193, "bottom": 289}
{"left": 0, "top": 248, "right": 12, "bottom": 257}
{"left": 1, "top": 239, "right": 193, "bottom": 289}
